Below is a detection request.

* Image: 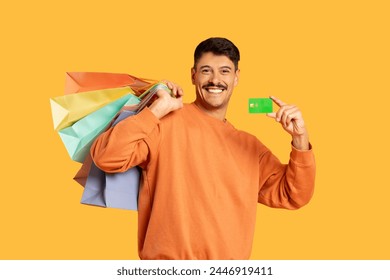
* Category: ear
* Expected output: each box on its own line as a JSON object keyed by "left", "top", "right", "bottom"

{"left": 234, "top": 69, "right": 240, "bottom": 87}
{"left": 191, "top": 68, "right": 196, "bottom": 85}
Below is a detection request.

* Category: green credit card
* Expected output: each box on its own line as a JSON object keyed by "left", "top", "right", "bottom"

{"left": 248, "top": 98, "right": 273, "bottom": 113}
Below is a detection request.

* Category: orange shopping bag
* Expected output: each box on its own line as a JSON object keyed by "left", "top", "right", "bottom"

{"left": 64, "top": 72, "right": 157, "bottom": 95}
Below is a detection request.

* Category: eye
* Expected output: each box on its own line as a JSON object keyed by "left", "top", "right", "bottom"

{"left": 201, "top": 68, "right": 211, "bottom": 74}
{"left": 221, "top": 68, "right": 231, "bottom": 74}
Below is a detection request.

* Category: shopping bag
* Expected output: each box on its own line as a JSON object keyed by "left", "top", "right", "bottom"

{"left": 73, "top": 110, "right": 137, "bottom": 187}
{"left": 50, "top": 86, "right": 134, "bottom": 131}
{"left": 53, "top": 72, "right": 171, "bottom": 210}
{"left": 73, "top": 152, "right": 93, "bottom": 187}
{"left": 58, "top": 94, "right": 139, "bottom": 163}
{"left": 80, "top": 163, "right": 141, "bottom": 210}
{"left": 65, "top": 72, "right": 157, "bottom": 95}
{"left": 80, "top": 110, "right": 141, "bottom": 210}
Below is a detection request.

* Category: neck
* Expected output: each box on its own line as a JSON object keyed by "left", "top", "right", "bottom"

{"left": 194, "top": 100, "right": 228, "bottom": 121}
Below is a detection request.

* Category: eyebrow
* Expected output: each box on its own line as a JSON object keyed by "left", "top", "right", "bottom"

{"left": 199, "top": 65, "right": 232, "bottom": 70}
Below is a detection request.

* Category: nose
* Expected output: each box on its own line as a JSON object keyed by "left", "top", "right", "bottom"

{"left": 208, "top": 72, "right": 221, "bottom": 85}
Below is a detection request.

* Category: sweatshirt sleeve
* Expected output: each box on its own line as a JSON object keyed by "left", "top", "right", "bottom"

{"left": 90, "top": 108, "right": 161, "bottom": 173}
{"left": 257, "top": 144, "right": 316, "bottom": 209}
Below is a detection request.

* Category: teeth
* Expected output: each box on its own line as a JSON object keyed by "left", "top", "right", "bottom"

{"left": 207, "top": 88, "right": 223, "bottom": 93}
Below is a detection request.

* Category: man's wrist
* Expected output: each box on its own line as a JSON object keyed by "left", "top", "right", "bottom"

{"left": 149, "top": 103, "right": 164, "bottom": 119}
{"left": 149, "top": 98, "right": 170, "bottom": 119}
{"left": 292, "top": 133, "right": 310, "bottom": 151}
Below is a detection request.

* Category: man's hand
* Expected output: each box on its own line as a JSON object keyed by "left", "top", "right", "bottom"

{"left": 266, "top": 96, "right": 310, "bottom": 150}
{"left": 149, "top": 80, "right": 184, "bottom": 119}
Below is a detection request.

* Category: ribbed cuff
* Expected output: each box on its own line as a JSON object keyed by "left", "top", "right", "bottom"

{"left": 290, "top": 143, "right": 315, "bottom": 166}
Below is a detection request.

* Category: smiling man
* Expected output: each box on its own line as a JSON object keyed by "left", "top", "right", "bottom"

{"left": 192, "top": 50, "right": 238, "bottom": 119}
{"left": 90, "top": 37, "right": 316, "bottom": 259}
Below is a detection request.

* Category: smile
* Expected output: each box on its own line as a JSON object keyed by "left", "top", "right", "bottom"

{"left": 206, "top": 88, "right": 224, "bottom": 94}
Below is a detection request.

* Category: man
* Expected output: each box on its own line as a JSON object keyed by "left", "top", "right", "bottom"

{"left": 91, "top": 37, "right": 315, "bottom": 259}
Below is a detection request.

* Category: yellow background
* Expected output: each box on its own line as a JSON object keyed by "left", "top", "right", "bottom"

{"left": 1, "top": 0, "right": 389, "bottom": 259}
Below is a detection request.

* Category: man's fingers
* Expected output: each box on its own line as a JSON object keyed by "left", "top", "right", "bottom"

{"left": 275, "top": 104, "right": 290, "bottom": 122}
{"left": 155, "top": 88, "right": 169, "bottom": 98}
{"left": 177, "top": 87, "right": 184, "bottom": 97}
{"left": 162, "top": 80, "right": 173, "bottom": 89}
{"left": 282, "top": 107, "right": 299, "bottom": 127}
{"left": 265, "top": 97, "right": 307, "bottom": 137}
{"left": 267, "top": 106, "right": 300, "bottom": 127}
{"left": 172, "top": 96, "right": 184, "bottom": 110}
{"left": 161, "top": 80, "right": 183, "bottom": 97}
{"left": 172, "top": 86, "right": 183, "bottom": 98}
{"left": 266, "top": 112, "right": 277, "bottom": 119}
{"left": 270, "top": 96, "right": 286, "bottom": 107}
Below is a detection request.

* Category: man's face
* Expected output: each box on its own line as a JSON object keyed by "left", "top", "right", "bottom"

{"left": 192, "top": 52, "right": 239, "bottom": 111}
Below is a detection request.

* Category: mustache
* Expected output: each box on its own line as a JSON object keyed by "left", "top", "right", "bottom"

{"left": 202, "top": 83, "right": 227, "bottom": 90}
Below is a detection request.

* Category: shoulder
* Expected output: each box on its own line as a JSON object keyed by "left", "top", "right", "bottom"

{"left": 159, "top": 103, "right": 191, "bottom": 122}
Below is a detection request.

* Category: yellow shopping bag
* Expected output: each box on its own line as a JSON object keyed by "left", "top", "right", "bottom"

{"left": 50, "top": 86, "right": 135, "bottom": 131}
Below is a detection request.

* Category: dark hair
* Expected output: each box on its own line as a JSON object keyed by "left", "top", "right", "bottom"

{"left": 194, "top": 37, "right": 240, "bottom": 70}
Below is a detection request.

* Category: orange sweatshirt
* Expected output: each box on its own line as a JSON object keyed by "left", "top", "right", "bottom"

{"left": 90, "top": 103, "right": 316, "bottom": 259}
